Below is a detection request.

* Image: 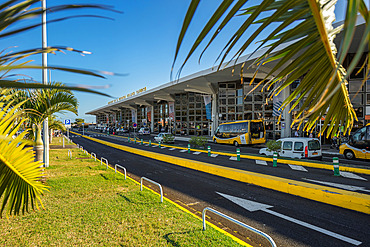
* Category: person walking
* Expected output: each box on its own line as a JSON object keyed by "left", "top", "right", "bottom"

{"left": 294, "top": 130, "right": 299, "bottom": 137}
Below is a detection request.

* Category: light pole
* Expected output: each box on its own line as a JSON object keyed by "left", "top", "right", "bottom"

{"left": 42, "top": 0, "right": 49, "bottom": 167}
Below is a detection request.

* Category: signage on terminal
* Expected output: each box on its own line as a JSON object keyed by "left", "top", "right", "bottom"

{"left": 108, "top": 87, "right": 147, "bottom": 105}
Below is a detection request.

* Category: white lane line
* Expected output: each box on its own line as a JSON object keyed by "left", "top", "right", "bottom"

{"left": 161, "top": 147, "right": 166, "bottom": 149}
{"left": 229, "top": 156, "right": 238, "bottom": 161}
{"left": 168, "top": 148, "right": 176, "bottom": 151}
{"left": 303, "top": 179, "right": 370, "bottom": 192}
{"left": 340, "top": 172, "right": 367, "bottom": 181}
{"left": 264, "top": 209, "right": 362, "bottom": 246}
{"left": 193, "top": 151, "right": 201, "bottom": 155}
{"left": 179, "top": 149, "right": 187, "bottom": 153}
{"left": 210, "top": 154, "right": 219, "bottom": 158}
{"left": 288, "top": 164, "right": 308, "bottom": 172}
{"left": 144, "top": 144, "right": 149, "bottom": 147}
{"left": 256, "top": 160, "right": 268, "bottom": 166}
{"left": 151, "top": 145, "right": 157, "bottom": 148}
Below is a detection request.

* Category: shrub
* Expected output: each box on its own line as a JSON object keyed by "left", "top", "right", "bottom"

{"left": 266, "top": 140, "right": 281, "bottom": 152}
{"left": 189, "top": 136, "right": 208, "bottom": 148}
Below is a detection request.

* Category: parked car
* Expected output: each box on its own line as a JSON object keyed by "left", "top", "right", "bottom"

{"left": 154, "top": 133, "right": 175, "bottom": 143}
{"left": 259, "top": 137, "right": 322, "bottom": 160}
{"left": 138, "top": 127, "right": 150, "bottom": 135}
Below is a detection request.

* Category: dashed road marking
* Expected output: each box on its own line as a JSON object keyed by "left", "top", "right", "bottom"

{"left": 340, "top": 172, "right": 367, "bottom": 181}
{"left": 169, "top": 148, "right": 176, "bottom": 151}
{"left": 210, "top": 154, "right": 218, "bottom": 158}
{"left": 161, "top": 147, "right": 166, "bottom": 149}
{"left": 256, "top": 160, "right": 268, "bottom": 166}
{"left": 179, "top": 149, "right": 187, "bottom": 153}
{"left": 229, "top": 156, "right": 238, "bottom": 161}
{"left": 288, "top": 164, "right": 308, "bottom": 172}
{"left": 193, "top": 151, "right": 201, "bottom": 155}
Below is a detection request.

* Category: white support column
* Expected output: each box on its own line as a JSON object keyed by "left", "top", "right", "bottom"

{"left": 281, "top": 87, "right": 291, "bottom": 138}
{"left": 151, "top": 105, "right": 154, "bottom": 132}
{"left": 211, "top": 93, "right": 217, "bottom": 136}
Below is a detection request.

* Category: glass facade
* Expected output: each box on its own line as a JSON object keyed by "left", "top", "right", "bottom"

{"left": 218, "top": 79, "right": 278, "bottom": 139}
{"left": 175, "top": 92, "right": 210, "bottom": 135}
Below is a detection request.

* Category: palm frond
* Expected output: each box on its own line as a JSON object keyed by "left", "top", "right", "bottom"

{"left": 174, "top": 0, "right": 370, "bottom": 136}
{"left": 0, "top": 0, "right": 123, "bottom": 96}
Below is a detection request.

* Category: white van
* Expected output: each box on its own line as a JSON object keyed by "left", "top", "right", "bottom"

{"left": 259, "top": 137, "right": 322, "bottom": 160}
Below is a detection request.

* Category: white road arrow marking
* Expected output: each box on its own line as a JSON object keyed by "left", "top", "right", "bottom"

{"left": 303, "top": 178, "right": 370, "bottom": 192}
{"left": 288, "top": 164, "right": 308, "bottom": 172}
{"left": 340, "top": 171, "right": 367, "bottom": 181}
{"left": 217, "top": 192, "right": 362, "bottom": 246}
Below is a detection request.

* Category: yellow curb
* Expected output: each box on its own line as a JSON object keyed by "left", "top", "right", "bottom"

{"left": 73, "top": 132, "right": 370, "bottom": 214}
{"left": 78, "top": 144, "right": 251, "bottom": 247}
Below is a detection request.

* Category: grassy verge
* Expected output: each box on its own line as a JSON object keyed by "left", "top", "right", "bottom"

{"left": 0, "top": 146, "right": 243, "bottom": 246}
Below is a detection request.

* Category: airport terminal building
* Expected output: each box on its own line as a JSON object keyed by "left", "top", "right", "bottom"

{"left": 87, "top": 21, "right": 369, "bottom": 141}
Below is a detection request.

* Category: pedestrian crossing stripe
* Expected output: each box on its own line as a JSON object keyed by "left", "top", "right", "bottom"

{"left": 256, "top": 160, "right": 268, "bottom": 166}
{"left": 288, "top": 164, "right": 308, "bottom": 172}
{"left": 340, "top": 171, "right": 367, "bottom": 181}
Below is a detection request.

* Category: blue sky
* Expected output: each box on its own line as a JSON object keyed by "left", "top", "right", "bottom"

{"left": 2, "top": 0, "right": 347, "bottom": 123}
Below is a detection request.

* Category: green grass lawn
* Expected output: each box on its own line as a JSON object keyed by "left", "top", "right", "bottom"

{"left": 0, "top": 146, "right": 244, "bottom": 246}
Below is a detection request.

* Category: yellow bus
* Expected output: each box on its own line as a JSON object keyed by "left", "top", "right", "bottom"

{"left": 213, "top": 120, "right": 265, "bottom": 147}
{"left": 339, "top": 123, "right": 370, "bottom": 160}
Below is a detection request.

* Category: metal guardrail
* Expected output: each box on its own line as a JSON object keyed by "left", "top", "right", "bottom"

{"left": 115, "top": 164, "right": 126, "bottom": 179}
{"left": 67, "top": 149, "right": 72, "bottom": 159}
{"left": 140, "top": 177, "right": 163, "bottom": 203}
{"left": 101, "top": 157, "right": 109, "bottom": 169}
{"left": 91, "top": 152, "right": 96, "bottom": 161}
{"left": 202, "top": 207, "right": 277, "bottom": 247}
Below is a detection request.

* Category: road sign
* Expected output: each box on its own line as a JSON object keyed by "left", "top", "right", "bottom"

{"left": 133, "top": 123, "right": 137, "bottom": 128}
{"left": 64, "top": 119, "right": 71, "bottom": 128}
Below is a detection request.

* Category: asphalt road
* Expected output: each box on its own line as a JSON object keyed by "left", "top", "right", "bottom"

{"left": 69, "top": 131, "right": 370, "bottom": 247}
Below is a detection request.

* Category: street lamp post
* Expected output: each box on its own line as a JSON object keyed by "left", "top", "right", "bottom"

{"left": 42, "top": 0, "right": 49, "bottom": 167}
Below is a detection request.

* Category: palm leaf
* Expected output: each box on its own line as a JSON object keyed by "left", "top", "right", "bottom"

{"left": 0, "top": 91, "right": 48, "bottom": 217}
{"left": 0, "top": 0, "right": 123, "bottom": 96}
{"left": 174, "top": 0, "right": 370, "bottom": 136}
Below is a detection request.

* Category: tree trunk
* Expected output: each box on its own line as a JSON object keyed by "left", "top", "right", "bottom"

{"left": 34, "top": 124, "right": 44, "bottom": 163}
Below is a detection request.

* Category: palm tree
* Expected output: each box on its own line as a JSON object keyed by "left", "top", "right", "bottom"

{"left": 0, "top": 89, "right": 48, "bottom": 217}
{"left": 47, "top": 115, "right": 67, "bottom": 144}
{"left": 173, "top": 0, "right": 369, "bottom": 137}
{"left": 8, "top": 82, "right": 78, "bottom": 161}
{"left": 0, "top": 1, "right": 121, "bottom": 217}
